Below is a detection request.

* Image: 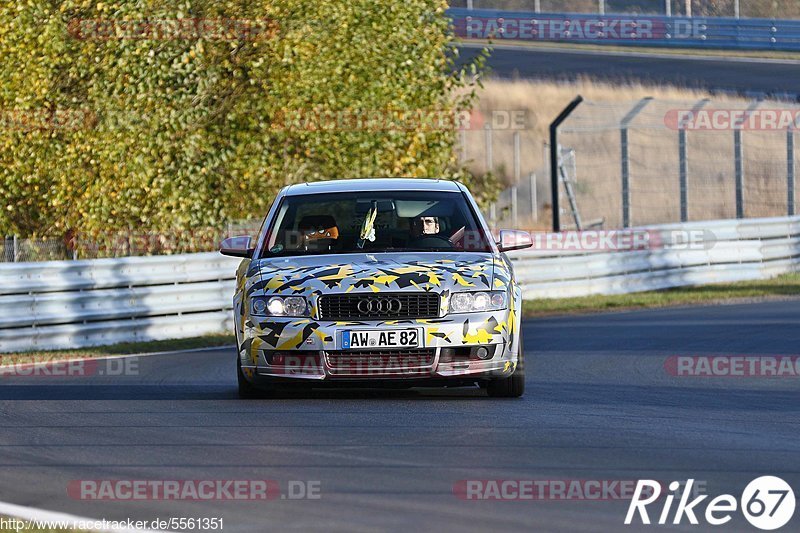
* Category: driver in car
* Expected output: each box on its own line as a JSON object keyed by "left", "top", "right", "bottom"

{"left": 411, "top": 216, "right": 440, "bottom": 238}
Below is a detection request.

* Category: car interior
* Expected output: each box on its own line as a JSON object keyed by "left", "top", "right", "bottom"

{"left": 271, "top": 196, "right": 485, "bottom": 254}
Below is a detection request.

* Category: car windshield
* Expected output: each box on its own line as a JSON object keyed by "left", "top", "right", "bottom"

{"left": 263, "top": 190, "right": 493, "bottom": 257}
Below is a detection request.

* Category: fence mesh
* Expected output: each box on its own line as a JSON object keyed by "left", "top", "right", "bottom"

{"left": 466, "top": 96, "right": 800, "bottom": 230}
{"left": 557, "top": 98, "right": 800, "bottom": 229}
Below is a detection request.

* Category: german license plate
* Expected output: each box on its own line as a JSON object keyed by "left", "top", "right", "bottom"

{"left": 342, "top": 329, "right": 419, "bottom": 350}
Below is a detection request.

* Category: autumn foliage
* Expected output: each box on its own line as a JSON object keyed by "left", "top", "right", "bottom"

{"left": 0, "top": 1, "right": 492, "bottom": 239}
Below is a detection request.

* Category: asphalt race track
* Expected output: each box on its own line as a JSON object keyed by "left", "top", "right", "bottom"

{"left": 458, "top": 43, "right": 800, "bottom": 99}
{"left": 0, "top": 300, "right": 798, "bottom": 531}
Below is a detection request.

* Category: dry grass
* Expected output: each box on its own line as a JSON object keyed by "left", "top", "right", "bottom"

{"left": 463, "top": 77, "right": 735, "bottom": 179}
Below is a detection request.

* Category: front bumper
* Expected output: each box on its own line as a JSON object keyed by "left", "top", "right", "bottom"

{"left": 239, "top": 310, "right": 518, "bottom": 382}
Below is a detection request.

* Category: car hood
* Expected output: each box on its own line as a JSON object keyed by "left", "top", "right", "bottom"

{"left": 247, "top": 253, "right": 505, "bottom": 296}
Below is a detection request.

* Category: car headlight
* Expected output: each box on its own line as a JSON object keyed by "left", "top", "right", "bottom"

{"left": 448, "top": 291, "right": 507, "bottom": 314}
{"left": 251, "top": 296, "right": 309, "bottom": 317}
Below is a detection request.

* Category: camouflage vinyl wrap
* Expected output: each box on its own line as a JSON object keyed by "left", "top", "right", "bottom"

{"left": 233, "top": 253, "right": 522, "bottom": 379}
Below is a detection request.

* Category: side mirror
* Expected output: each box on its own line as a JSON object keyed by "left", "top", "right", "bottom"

{"left": 220, "top": 236, "right": 254, "bottom": 258}
{"left": 497, "top": 230, "right": 532, "bottom": 252}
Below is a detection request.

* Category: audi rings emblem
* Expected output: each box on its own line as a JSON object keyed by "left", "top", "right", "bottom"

{"left": 357, "top": 297, "right": 403, "bottom": 315}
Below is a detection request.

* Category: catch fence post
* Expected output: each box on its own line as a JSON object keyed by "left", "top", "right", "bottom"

{"left": 620, "top": 98, "right": 653, "bottom": 228}
{"left": 550, "top": 96, "right": 584, "bottom": 232}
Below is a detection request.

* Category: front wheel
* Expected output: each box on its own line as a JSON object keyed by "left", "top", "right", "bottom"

{"left": 237, "top": 355, "right": 266, "bottom": 399}
{"left": 487, "top": 338, "right": 525, "bottom": 398}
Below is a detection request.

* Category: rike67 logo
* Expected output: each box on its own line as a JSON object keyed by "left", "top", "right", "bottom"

{"left": 626, "top": 477, "right": 795, "bottom": 530}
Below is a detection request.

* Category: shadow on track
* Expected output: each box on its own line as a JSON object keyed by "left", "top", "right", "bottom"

{"left": 0, "top": 384, "right": 491, "bottom": 401}
{"left": 534, "top": 382, "right": 800, "bottom": 413}
{"left": 1, "top": 381, "right": 795, "bottom": 411}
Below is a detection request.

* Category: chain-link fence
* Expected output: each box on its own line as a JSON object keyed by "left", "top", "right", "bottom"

{"left": 458, "top": 124, "right": 547, "bottom": 229}
{"left": 0, "top": 220, "right": 263, "bottom": 263}
{"left": 554, "top": 98, "right": 798, "bottom": 230}
{"left": 450, "top": 1, "right": 800, "bottom": 19}
{"left": 463, "top": 97, "right": 800, "bottom": 231}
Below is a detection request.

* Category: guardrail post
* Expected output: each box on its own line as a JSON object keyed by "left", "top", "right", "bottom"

{"left": 789, "top": 124, "right": 796, "bottom": 216}
{"left": 13, "top": 235, "right": 18, "bottom": 263}
{"left": 550, "top": 96, "right": 584, "bottom": 232}
{"left": 620, "top": 98, "right": 653, "bottom": 228}
{"left": 679, "top": 128, "right": 689, "bottom": 222}
{"left": 512, "top": 186, "right": 519, "bottom": 227}
{"left": 530, "top": 173, "right": 538, "bottom": 223}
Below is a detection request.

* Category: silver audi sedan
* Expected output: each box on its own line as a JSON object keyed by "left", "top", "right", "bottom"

{"left": 220, "top": 178, "right": 532, "bottom": 398}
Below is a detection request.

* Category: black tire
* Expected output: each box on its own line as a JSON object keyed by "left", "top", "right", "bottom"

{"left": 237, "top": 355, "right": 266, "bottom": 399}
{"left": 487, "top": 337, "right": 525, "bottom": 398}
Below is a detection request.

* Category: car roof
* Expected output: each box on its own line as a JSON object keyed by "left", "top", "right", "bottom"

{"left": 284, "top": 178, "right": 462, "bottom": 196}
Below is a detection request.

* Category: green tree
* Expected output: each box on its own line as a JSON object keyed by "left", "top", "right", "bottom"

{"left": 0, "top": 0, "right": 492, "bottom": 243}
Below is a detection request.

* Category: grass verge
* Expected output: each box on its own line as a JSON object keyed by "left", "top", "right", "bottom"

{"left": 522, "top": 273, "right": 800, "bottom": 316}
{"left": 1, "top": 333, "right": 235, "bottom": 364}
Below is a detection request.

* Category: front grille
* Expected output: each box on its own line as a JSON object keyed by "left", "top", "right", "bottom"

{"left": 318, "top": 293, "right": 440, "bottom": 320}
{"left": 325, "top": 348, "right": 435, "bottom": 376}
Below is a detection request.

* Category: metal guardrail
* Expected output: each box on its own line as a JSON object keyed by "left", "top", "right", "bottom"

{"left": 0, "top": 253, "right": 241, "bottom": 353}
{"left": 0, "top": 216, "right": 798, "bottom": 353}
{"left": 449, "top": 8, "right": 800, "bottom": 51}
{"left": 511, "top": 216, "right": 800, "bottom": 298}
